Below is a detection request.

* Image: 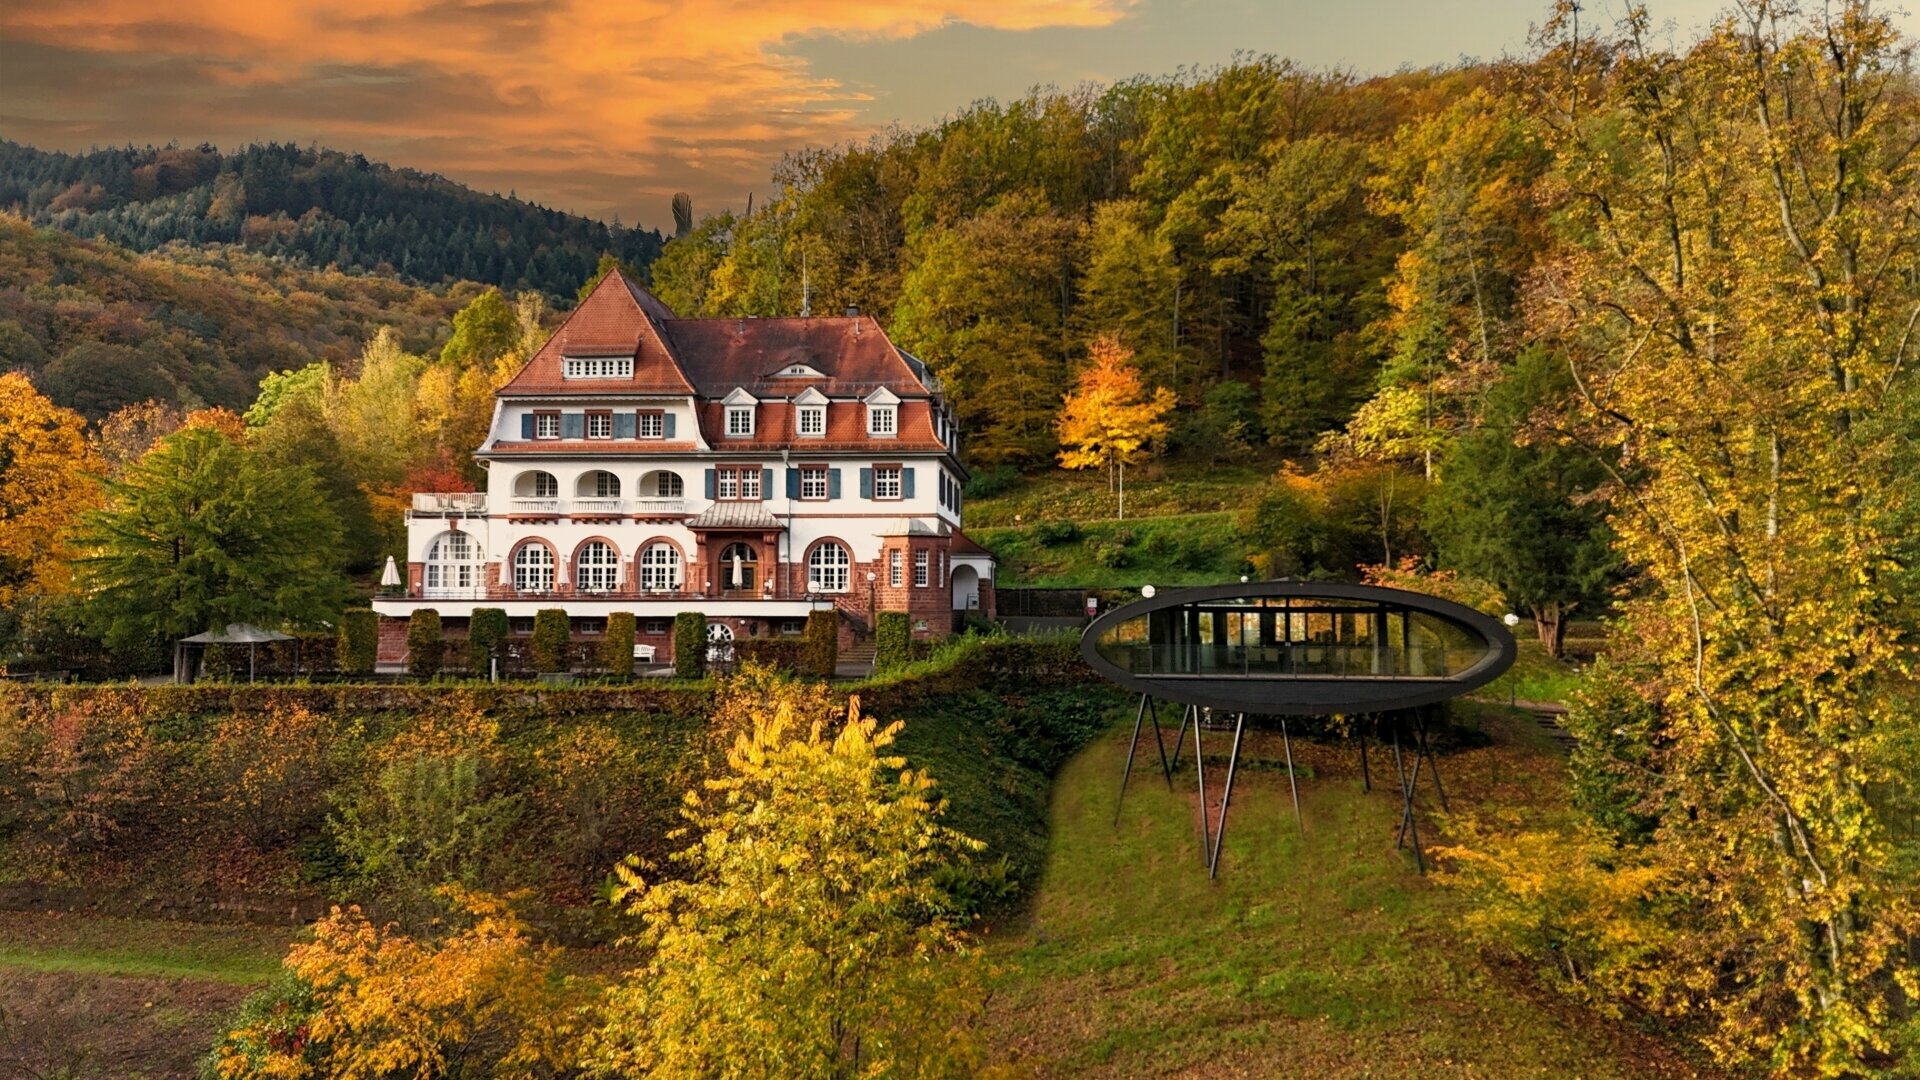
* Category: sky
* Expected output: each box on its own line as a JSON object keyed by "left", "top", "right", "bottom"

{"left": 2, "top": 1, "right": 1912, "bottom": 231}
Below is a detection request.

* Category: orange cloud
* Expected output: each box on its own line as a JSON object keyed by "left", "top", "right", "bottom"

{"left": 0, "top": 0, "right": 1135, "bottom": 226}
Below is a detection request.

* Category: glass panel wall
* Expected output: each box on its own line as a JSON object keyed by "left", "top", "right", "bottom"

{"left": 1096, "top": 596, "right": 1493, "bottom": 679}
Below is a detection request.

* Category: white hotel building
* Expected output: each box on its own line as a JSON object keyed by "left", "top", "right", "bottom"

{"left": 371, "top": 269, "right": 994, "bottom": 665}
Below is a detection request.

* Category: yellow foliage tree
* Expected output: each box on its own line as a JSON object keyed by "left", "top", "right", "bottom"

{"left": 0, "top": 373, "right": 102, "bottom": 606}
{"left": 587, "top": 686, "right": 990, "bottom": 1078}
{"left": 1055, "top": 335, "right": 1176, "bottom": 518}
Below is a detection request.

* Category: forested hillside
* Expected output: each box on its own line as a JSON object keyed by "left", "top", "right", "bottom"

{"left": 0, "top": 140, "right": 662, "bottom": 298}
{"left": 0, "top": 216, "right": 470, "bottom": 416}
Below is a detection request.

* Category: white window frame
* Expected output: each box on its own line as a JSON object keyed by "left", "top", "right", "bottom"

{"left": 530, "top": 472, "right": 558, "bottom": 498}
{"left": 591, "top": 471, "right": 620, "bottom": 498}
{"left": 586, "top": 411, "right": 612, "bottom": 439}
{"left": 873, "top": 465, "right": 902, "bottom": 500}
{"left": 808, "top": 542, "right": 851, "bottom": 593}
{"left": 800, "top": 466, "right": 828, "bottom": 500}
{"left": 575, "top": 541, "right": 619, "bottom": 593}
{"left": 868, "top": 404, "right": 897, "bottom": 437}
{"left": 640, "top": 543, "right": 683, "bottom": 593}
{"left": 798, "top": 405, "right": 826, "bottom": 437}
{"left": 563, "top": 356, "right": 633, "bottom": 379}
{"left": 654, "top": 472, "right": 684, "bottom": 497}
{"left": 727, "top": 406, "right": 755, "bottom": 437}
{"left": 639, "top": 411, "right": 665, "bottom": 439}
{"left": 424, "top": 532, "right": 479, "bottom": 592}
{"left": 718, "top": 467, "right": 761, "bottom": 501}
{"left": 889, "top": 549, "right": 902, "bottom": 588}
{"left": 913, "top": 549, "right": 929, "bottom": 588}
{"left": 534, "top": 412, "right": 560, "bottom": 440}
{"left": 514, "top": 544, "right": 555, "bottom": 592}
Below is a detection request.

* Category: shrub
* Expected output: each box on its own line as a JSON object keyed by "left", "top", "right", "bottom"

{"left": 531, "top": 609, "right": 570, "bottom": 674}
{"left": 202, "top": 702, "right": 337, "bottom": 848}
{"left": 339, "top": 609, "right": 377, "bottom": 677}
{"left": 875, "top": 611, "right": 912, "bottom": 672}
{"left": 1093, "top": 540, "right": 1131, "bottom": 568}
{"left": 1030, "top": 520, "right": 1080, "bottom": 546}
{"left": 532, "top": 723, "right": 670, "bottom": 887}
{"left": 601, "top": 612, "right": 636, "bottom": 679}
{"left": 732, "top": 639, "right": 805, "bottom": 670}
{"left": 963, "top": 463, "right": 1021, "bottom": 499}
{"left": 406, "top": 610, "right": 443, "bottom": 679}
{"left": 673, "top": 612, "right": 707, "bottom": 679}
{"left": 802, "top": 609, "right": 838, "bottom": 678}
{"left": 468, "top": 608, "right": 508, "bottom": 678}
{"left": 3, "top": 692, "right": 158, "bottom": 863}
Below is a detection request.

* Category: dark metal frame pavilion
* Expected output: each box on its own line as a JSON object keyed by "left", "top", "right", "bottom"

{"left": 1080, "top": 581, "right": 1517, "bottom": 876}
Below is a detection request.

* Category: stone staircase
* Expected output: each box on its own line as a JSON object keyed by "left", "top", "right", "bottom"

{"left": 839, "top": 640, "right": 878, "bottom": 674}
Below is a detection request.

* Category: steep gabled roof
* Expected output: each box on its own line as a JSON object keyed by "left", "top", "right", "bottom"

{"left": 499, "top": 269, "right": 694, "bottom": 396}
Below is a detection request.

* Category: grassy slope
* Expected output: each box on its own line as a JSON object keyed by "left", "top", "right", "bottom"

{"left": 982, "top": 704, "right": 1709, "bottom": 1078}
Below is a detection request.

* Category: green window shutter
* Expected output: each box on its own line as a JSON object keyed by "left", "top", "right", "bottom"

{"left": 786, "top": 469, "right": 800, "bottom": 499}
{"left": 520, "top": 414, "right": 534, "bottom": 439}
{"left": 704, "top": 469, "right": 717, "bottom": 499}
{"left": 902, "top": 467, "right": 916, "bottom": 499}
{"left": 613, "top": 412, "right": 637, "bottom": 438}
{"left": 761, "top": 468, "right": 773, "bottom": 496}
{"left": 561, "top": 412, "right": 585, "bottom": 439}
{"left": 664, "top": 413, "right": 677, "bottom": 438}
{"left": 829, "top": 469, "right": 842, "bottom": 499}
{"left": 859, "top": 468, "right": 873, "bottom": 500}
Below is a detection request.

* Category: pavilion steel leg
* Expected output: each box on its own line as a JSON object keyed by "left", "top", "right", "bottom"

{"left": 1148, "top": 697, "right": 1174, "bottom": 790}
{"left": 1390, "top": 718, "right": 1426, "bottom": 873}
{"left": 1115, "top": 693, "right": 1149, "bottom": 826}
{"left": 1281, "top": 716, "right": 1303, "bottom": 833}
{"left": 1169, "top": 704, "right": 1193, "bottom": 771}
{"left": 1395, "top": 734, "right": 1425, "bottom": 849}
{"left": 1358, "top": 717, "right": 1372, "bottom": 793}
{"left": 1193, "top": 707, "right": 1211, "bottom": 861}
{"left": 1207, "top": 711, "right": 1246, "bottom": 878}
{"left": 1415, "top": 711, "right": 1450, "bottom": 812}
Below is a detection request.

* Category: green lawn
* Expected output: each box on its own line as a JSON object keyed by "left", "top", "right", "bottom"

{"left": 0, "top": 911, "right": 289, "bottom": 984}
{"left": 981, "top": 707, "right": 1709, "bottom": 1078}
{"left": 974, "top": 512, "right": 1247, "bottom": 589}
{"left": 966, "top": 460, "right": 1279, "bottom": 529}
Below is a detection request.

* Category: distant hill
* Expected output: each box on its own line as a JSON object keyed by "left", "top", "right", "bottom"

{"left": 0, "top": 140, "right": 662, "bottom": 299}
{"left": 0, "top": 215, "right": 468, "bottom": 418}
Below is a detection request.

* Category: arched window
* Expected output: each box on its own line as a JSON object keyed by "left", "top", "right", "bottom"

{"left": 581, "top": 470, "right": 620, "bottom": 498}
{"left": 424, "top": 532, "right": 481, "bottom": 595}
{"left": 575, "top": 541, "right": 618, "bottom": 592}
{"left": 653, "top": 471, "right": 684, "bottom": 498}
{"left": 640, "top": 543, "right": 683, "bottom": 592}
{"left": 808, "top": 541, "right": 850, "bottom": 593}
{"left": 719, "top": 542, "right": 757, "bottom": 592}
{"left": 516, "top": 471, "right": 558, "bottom": 498}
{"left": 513, "top": 543, "right": 555, "bottom": 592}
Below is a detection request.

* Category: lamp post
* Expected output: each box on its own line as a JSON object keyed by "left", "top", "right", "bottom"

{"left": 866, "top": 570, "right": 878, "bottom": 624}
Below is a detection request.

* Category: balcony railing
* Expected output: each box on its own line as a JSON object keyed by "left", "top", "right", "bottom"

{"left": 509, "top": 498, "right": 563, "bottom": 515}
{"left": 631, "top": 497, "right": 687, "bottom": 516}
{"left": 571, "top": 497, "right": 625, "bottom": 515}
{"left": 410, "top": 492, "right": 486, "bottom": 516}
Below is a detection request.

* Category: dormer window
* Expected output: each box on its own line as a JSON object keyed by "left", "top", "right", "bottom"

{"left": 864, "top": 386, "right": 900, "bottom": 438}
{"left": 563, "top": 356, "right": 633, "bottom": 379}
{"left": 798, "top": 406, "right": 825, "bottom": 436}
{"left": 727, "top": 406, "right": 755, "bottom": 437}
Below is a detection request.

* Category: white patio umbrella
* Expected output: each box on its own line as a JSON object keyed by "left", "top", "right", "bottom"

{"left": 380, "top": 555, "right": 402, "bottom": 591}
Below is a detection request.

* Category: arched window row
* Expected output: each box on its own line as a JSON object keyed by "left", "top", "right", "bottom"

{"left": 511, "top": 470, "right": 685, "bottom": 500}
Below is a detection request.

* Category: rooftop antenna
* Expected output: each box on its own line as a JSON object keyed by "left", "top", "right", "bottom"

{"left": 801, "top": 252, "right": 811, "bottom": 318}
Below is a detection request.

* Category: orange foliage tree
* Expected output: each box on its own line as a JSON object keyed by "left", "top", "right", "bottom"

{"left": 1055, "top": 335, "right": 1176, "bottom": 518}
{"left": 0, "top": 373, "right": 103, "bottom": 606}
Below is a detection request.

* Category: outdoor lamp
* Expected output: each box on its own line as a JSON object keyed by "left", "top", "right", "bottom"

{"left": 1141, "top": 584, "right": 1156, "bottom": 599}
{"left": 1502, "top": 612, "right": 1521, "bottom": 627}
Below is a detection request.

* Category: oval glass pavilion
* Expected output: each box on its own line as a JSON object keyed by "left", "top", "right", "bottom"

{"left": 1082, "top": 581, "right": 1516, "bottom": 715}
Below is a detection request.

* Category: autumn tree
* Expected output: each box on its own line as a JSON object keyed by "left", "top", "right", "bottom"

{"left": 1506, "top": 4, "right": 1920, "bottom": 1071}
{"left": 92, "top": 399, "right": 183, "bottom": 477}
{"left": 587, "top": 685, "right": 988, "bottom": 1078}
{"left": 439, "top": 287, "right": 520, "bottom": 368}
{"left": 71, "top": 425, "right": 346, "bottom": 653}
{"left": 0, "top": 374, "right": 102, "bottom": 607}
{"left": 1055, "top": 336, "right": 1177, "bottom": 518}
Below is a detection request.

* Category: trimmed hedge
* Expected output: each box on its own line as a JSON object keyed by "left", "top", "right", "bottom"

{"left": 733, "top": 639, "right": 806, "bottom": 670}
{"left": 601, "top": 613, "right": 637, "bottom": 679}
{"left": 673, "top": 612, "right": 707, "bottom": 679}
{"left": 875, "top": 611, "right": 912, "bottom": 672}
{"left": 531, "top": 609, "right": 570, "bottom": 674}
{"left": 339, "top": 609, "right": 377, "bottom": 676}
{"left": 803, "top": 609, "right": 838, "bottom": 678}
{"left": 405, "top": 609, "right": 443, "bottom": 679}
{"left": 469, "top": 608, "right": 508, "bottom": 678}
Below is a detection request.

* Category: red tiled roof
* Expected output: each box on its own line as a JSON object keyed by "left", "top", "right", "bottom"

{"left": 500, "top": 269, "right": 694, "bottom": 396}
{"left": 696, "top": 399, "right": 944, "bottom": 452}
{"left": 951, "top": 530, "right": 993, "bottom": 556}
{"left": 659, "top": 317, "right": 930, "bottom": 397}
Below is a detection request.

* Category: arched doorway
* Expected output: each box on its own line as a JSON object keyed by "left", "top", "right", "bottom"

{"left": 951, "top": 564, "right": 981, "bottom": 612}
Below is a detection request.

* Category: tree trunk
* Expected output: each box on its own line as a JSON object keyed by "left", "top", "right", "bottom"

{"left": 1531, "top": 602, "right": 1569, "bottom": 659}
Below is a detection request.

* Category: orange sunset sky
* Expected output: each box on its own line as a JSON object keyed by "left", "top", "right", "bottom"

{"left": 2, "top": 0, "right": 1897, "bottom": 229}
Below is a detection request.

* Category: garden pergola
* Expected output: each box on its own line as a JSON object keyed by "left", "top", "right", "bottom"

{"left": 174, "top": 624, "right": 295, "bottom": 684}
